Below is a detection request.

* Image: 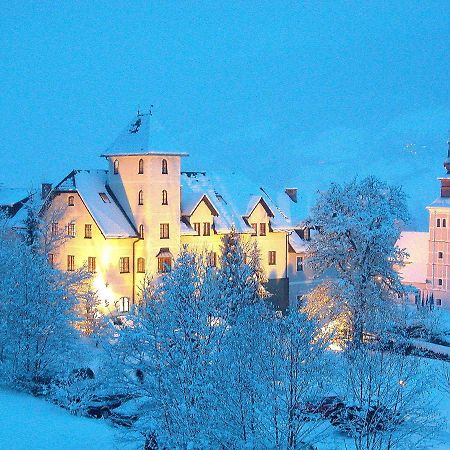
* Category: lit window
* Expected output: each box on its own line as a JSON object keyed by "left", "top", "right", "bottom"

{"left": 437, "top": 219, "right": 441, "bottom": 227}
{"left": 162, "top": 159, "right": 168, "bottom": 174}
{"left": 118, "top": 297, "right": 130, "bottom": 313}
{"left": 160, "top": 223, "right": 169, "bottom": 239}
{"left": 444, "top": 219, "right": 447, "bottom": 228}
{"left": 260, "top": 223, "right": 267, "bottom": 236}
{"left": 68, "top": 195, "right": 74, "bottom": 206}
{"left": 137, "top": 257, "right": 145, "bottom": 273}
{"left": 162, "top": 190, "right": 168, "bottom": 205}
{"left": 67, "top": 255, "right": 75, "bottom": 271}
{"left": 138, "top": 190, "right": 144, "bottom": 205}
{"left": 251, "top": 223, "right": 257, "bottom": 236}
{"left": 67, "top": 223, "right": 75, "bottom": 237}
{"left": 119, "top": 257, "right": 130, "bottom": 273}
{"left": 85, "top": 224, "right": 92, "bottom": 239}
{"left": 438, "top": 251, "right": 444, "bottom": 259}
{"left": 99, "top": 193, "right": 110, "bottom": 203}
{"left": 88, "top": 257, "right": 96, "bottom": 273}
{"left": 268, "top": 251, "right": 276, "bottom": 265}
{"left": 158, "top": 257, "right": 172, "bottom": 273}
{"left": 113, "top": 159, "right": 119, "bottom": 174}
{"left": 193, "top": 223, "right": 200, "bottom": 236}
{"left": 139, "top": 224, "right": 144, "bottom": 239}
{"left": 203, "top": 222, "right": 211, "bottom": 236}
{"left": 438, "top": 278, "right": 443, "bottom": 286}
{"left": 51, "top": 222, "right": 58, "bottom": 236}
{"left": 48, "top": 253, "right": 54, "bottom": 268}
{"left": 296, "top": 256, "right": 303, "bottom": 272}
{"left": 138, "top": 159, "right": 144, "bottom": 174}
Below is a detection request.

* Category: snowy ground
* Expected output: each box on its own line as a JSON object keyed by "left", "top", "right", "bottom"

{"left": 0, "top": 388, "right": 118, "bottom": 450}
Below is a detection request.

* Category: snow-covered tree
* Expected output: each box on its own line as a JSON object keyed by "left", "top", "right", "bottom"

{"left": 305, "top": 176, "right": 409, "bottom": 344}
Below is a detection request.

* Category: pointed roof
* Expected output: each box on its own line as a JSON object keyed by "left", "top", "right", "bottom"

{"left": 101, "top": 112, "right": 188, "bottom": 157}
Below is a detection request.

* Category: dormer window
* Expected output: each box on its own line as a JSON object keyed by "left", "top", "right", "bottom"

{"left": 68, "top": 195, "right": 74, "bottom": 206}
{"left": 162, "top": 159, "right": 168, "bottom": 174}
{"left": 138, "top": 159, "right": 144, "bottom": 174}
{"left": 113, "top": 159, "right": 119, "bottom": 175}
{"left": 162, "top": 190, "right": 168, "bottom": 205}
{"left": 138, "top": 190, "right": 144, "bottom": 205}
{"left": 99, "top": 193, "right": 111, "bottom": 203}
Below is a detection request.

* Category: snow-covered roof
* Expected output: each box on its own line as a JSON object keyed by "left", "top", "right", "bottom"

{"left": 396, "top": 231, "right": 429, "bottom": 284}
{"left": 0, "top": 188, "right": 29, "bottom": 206}
{"left": 181, "top": 171, "right": 302, "bottom": 234}
{"left": 427, "top": 196, "right": 450, "bottom": 209}
{"left": 289, "top": 231, "right": 309, "bottom": 254}
{"left": 101, "top": 113, "right": 188, "bottom": 157}
{"left": 54, "top": 170, "right": 137, "bottom": 238}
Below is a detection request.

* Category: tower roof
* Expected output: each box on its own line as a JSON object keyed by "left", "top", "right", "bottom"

{"left": 101, "top": 111, "right": 188, "bottom": 157}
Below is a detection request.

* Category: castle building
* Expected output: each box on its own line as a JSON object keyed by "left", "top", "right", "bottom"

{"left": 7, "top": 112, "right": 315, "bottom": 314}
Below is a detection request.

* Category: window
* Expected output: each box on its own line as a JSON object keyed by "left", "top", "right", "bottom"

{"left": 67, "top": 255, "right": 75, "bottom": 271}
{"left": 438, "top": 278, "right": 443, "bottom": 286}
{"left": 438, "top": 251, "right": 444, "bottom": 259}
{"left": 113, "top": 159, "right": 119, "bottom": 174}
{"left": 162, "top": 190, "right": 168, "bottom": 205}
{"left": 260, "top": 223, "right": 267, "bottom": 236}
{"left": 51, "top": 222, "right": 58, "bottom": 236}
{"left": 48, "top": 253, "right": 54, "bottom": 268}
{"left": 203, "top": 222, "right": 211, "bottom": 236}
{"left": 68, "top": 195, "right": 74, "bottom": 206}
{"left": 85, "top": 224, "right": 92, "bottom": 239}
{"left": 119, "top": 257, "right": 130, "bottom": 273}
{"left": 137, "top": 257, "right": 145, "bottom": 273}
{"left": 162, "top": 159, "right": 168, "bottom": 174}
{"left": 444, "top": 219, "right": 447, "bottom": 228}
{"left": 160, "top": 223, "right": 169, "bottom": 239}
{"left": 67, "top": 222, "right": 75, "bottom": 237}
{"left": 296, "top": 256, "right": 303, "bottom": 272}
{"left": 139, "top": 224, "right": 144, "bottom": 239}
{"left": 138, "top": 190, "right": 144, "bottom": 205}
{"left": 118, "top": 297, "right": 130, "bottom": 313}
{"left": 437, "top": 218, "right": 441, "bottom": 227}
{"left": 303, "top": 227, "right": 310, "bottom": 240}
{"left": 88, "top": 257, "right": 96, "bottom": 273}
{"left": 251, "top": 223, "right": 257, "bottom": 236}
{"left": 436, "top": 298, "right": 442, "bottom": 306}
{"left": 158, "top": 257, "right": 172, "bottom": 273}
{"left": 99, "top": 192, "right": 110, "bottom": 203}
{"left": 208, "top": 252, "right": 217, "bottom": 267}
{"left": 268, "top": 251, "right": 276, "bottom": 265}
{"left": 193, "top": 222, "right": 200, "bottom": 236}
{"left": 138, "top": 158, "right": 144, "bottom": 174}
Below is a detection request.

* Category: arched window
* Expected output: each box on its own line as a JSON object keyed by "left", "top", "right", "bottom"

{"left": 68, "top": 195, "right": 74, "bottom": 206}
{"left": 137, "top": 257, "right": 145, "bottom": 273}
{"left": 138, "top": 158, "right": 144, "bottom": 174}
{"left": 118, "top": 297, "right": 130, "bottom": 313}
{"left": 162, "top": 159, "right": 168, "bottom": 174}
{"left": 138, "top": 190, "right": 144, "bottom": 205}
{"left": 162, "top": 190, "right": 168, "bottom": 205}
{"left": 113, "top": 159, "right": 119, "bottom": 174}
{"left": 139, "top": 224, "right": 144, "bottom": 239}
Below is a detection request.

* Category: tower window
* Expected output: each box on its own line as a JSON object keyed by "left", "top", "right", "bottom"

{"left": 113, "top": 159, "right": 119, "bottom": 175}
{"left": 443, "top": 219, "right": 447, "bottom": 228}
{"left": 67, "top": 255, "right": 75, "bottom": 271}
{"left": 268, "top": 251, "right": 276, "bottom": 265}
{"left": 137, "top": 257, "right": 145, "bottom": 273}
{"left": 138, "top": 190, "right": 144, "bottom": 205}
{"left": 438, "top": 251, "right": 444, "bottom": 259}
{"left": 436, "top": 298, "right": 442, "bottom": 306}
{"left": 437, "top": 218, "right": 441, "bottom": 227}
{"left": 139, "top": 224, "right": 144, "bottom": 239}
{"left": 160, "top": 223, "right": 169, "bottom": 239}
{"left": 438, "top": 278, "right": 443, "bottom": 286}
{"left": 85, "top": 224, "right": 92, "bottom": 239}
{"left": 119, "top": 257, "right": 130, "bottom": 273}
{"left": 138, "top": 159, "right": 144, "bottom": 174}
{"left": 162, "top": 159, "right": 168, "bottom": 174}
{"left": 88, "top": 257, "right": 96, "bottom": 273}
{"left": 162, "top": 190, "right": 168, "bottom": 205}
{"left": 68, "top": 195, "right": 74, "bottom": 206}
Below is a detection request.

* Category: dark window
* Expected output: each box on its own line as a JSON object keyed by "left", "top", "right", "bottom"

{"left": 85, "top": 224, "right": 92, "bottom": 239}
{"left": 193, "top": 222, "right": 200, "bottom": 236}
{"left": 296, "top": 256, "right": 303, "bottom": 272}
{"left": 438, "top": 278, "right": 443, "bottom": 286}
{"left": 260, "top": 223, "right": 266, "bottom": 236}
{"left": 268, "top": 251, "right": 276, "bottom": 265}
{"left": 437, "top": 218, "right": 441, "bottom": 227}
{"left": 67, "top": 223, "right": 75, "bottom": 237}
{"left": 48, "top": 253, "right": 54, "bottom": 268}
{"left": 436, "top": 298, "right": 442, "bottom": 306}
{"left": 438, "top": 251, "right": 444, "bottom": 259}
{"left": 162, "top": 190, "right": 168, "bottom": 205}
{"left": 137, "top": 257, "right": 145, "bottom": 273}
{"left": 119, "top": 297, "right": 130, "bottom": 313}
{"left": 203, "top": 222, "right": 211, "bottom": 236}
{"left": 303, "top": 227, "right": 310, "bottom": 240}
{"left": 209, "top": 251, "right": 217, "bottom": 267}
{"left": 138, "top": 159, "right": 144, "bottom": 174}
{"left": 88, "top": 257, "right": 96, "bottom": 273}
{"left": 51, "top": 222, "right": 58, "bottom": 236}
{"left": 113, "top": 159, "right": 119, "bottom": 174}
{"left": 444, "top": 219, "right": 447, "bottom": 228}
{"left": 162, "top": 159, "right": 168, "bottom": 174}
{"left": 99, "top": 193, "right": 110, "bottom": 203}
{"left": 119, "top": 257, "right": 130, "bottom": 273}
{"left": 160, "top": 223, "right": 169, "bottom": 239}
{"left": 158, "top": 257, "right": 172, "bottom": 273}
{"left": 251, "top": 223, "right": 257, "bottom": 236}
{"left": 67, "top": 255, "right": 75, "bottom": 271}
{"left": 68, "top": 195, "right": 74, "bottom": 206}
{"left": 138, "top": 190, "right": 144, "bottom": 205}
{"left": 139, "top": 224, "right": 144, "bottom": 239}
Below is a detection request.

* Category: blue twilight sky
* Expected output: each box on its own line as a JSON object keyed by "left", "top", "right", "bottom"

{"left": 0, "top": 1, "right": 449, "bottom": 229}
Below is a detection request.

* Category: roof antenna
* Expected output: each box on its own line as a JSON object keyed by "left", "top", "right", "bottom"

{"left": 137, "top": 106, "right": 141, "bottom": 116}
{"left": 149, "top": 104, "right": 154, "bottom": 116}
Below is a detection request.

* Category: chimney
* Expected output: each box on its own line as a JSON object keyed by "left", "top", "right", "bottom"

{"left": 41, "top": 183, "right": 52, "bottom": 199}
{"left": 285, "top": 188, "right": 298, "bottom": 203}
